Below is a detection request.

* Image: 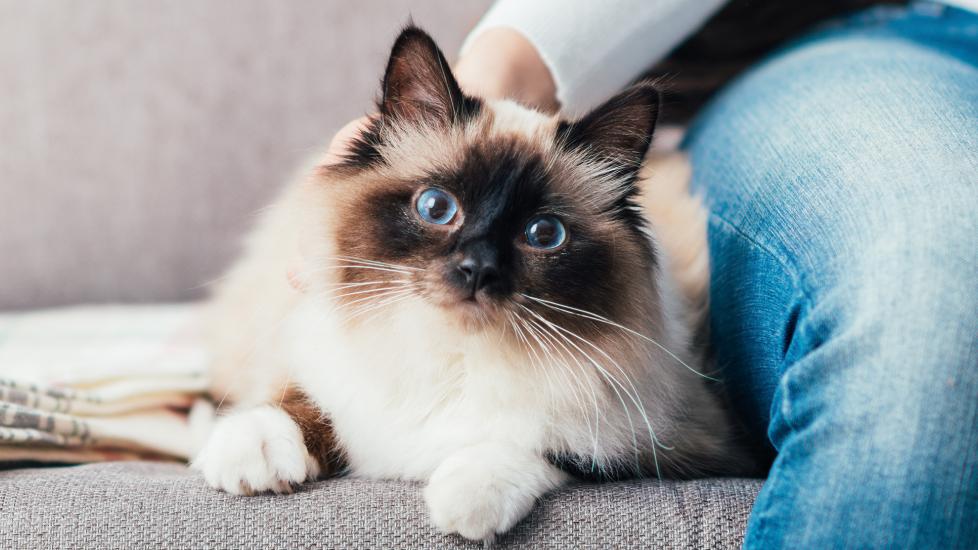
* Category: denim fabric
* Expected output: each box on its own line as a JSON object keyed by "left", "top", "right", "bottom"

{"left": 684, "top": 2, "right": 978, "bottom": 548}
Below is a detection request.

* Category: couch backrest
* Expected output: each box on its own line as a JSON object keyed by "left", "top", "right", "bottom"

{"left": 0, "top": 0, "right": 491, "bottom": 310}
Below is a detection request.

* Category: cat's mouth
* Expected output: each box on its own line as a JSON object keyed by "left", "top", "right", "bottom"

{"left": 413, "top": 268, "right": 510, "bottom": 329}
{"left": 429, "top": 286, "right": 506, "bottom": 329}
{"left": 452, "top": 290, "right": 495, "bottom": 311}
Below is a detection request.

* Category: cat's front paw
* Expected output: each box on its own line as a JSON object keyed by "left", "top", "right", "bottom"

{"left": 423, "top": 447, "right": 567, "bottom": 541}
{"left": 191, "top": 405, "right": 319, "bottom": 495}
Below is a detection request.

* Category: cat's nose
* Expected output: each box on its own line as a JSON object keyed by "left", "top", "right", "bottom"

{"left": 457, "top": 254, "right": 500, "bottom": 295}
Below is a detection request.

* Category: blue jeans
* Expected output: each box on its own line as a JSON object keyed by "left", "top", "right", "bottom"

{"left": 684, "top": 3, "right": 978, "bottom": 548}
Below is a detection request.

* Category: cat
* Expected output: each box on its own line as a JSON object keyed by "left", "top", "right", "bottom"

{"left": 192, "top": 25, "right": 749, "bottom": 542}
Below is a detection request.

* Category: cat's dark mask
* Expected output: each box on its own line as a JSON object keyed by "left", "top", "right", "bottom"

{"left": 320, "top": 26, "right": 661, "bottom": 331}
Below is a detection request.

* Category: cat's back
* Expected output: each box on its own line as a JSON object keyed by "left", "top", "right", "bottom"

{"left": 637, "top": 152, "right": 710, "bottom": 319}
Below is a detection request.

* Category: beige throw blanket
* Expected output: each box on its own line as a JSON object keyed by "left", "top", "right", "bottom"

{"left": 0, "top": 305, "right": 210, "bottom": 463}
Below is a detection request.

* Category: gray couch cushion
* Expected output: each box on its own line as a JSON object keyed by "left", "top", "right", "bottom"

{"left": 0, "top": 462, "right": 760, "bottom": 548}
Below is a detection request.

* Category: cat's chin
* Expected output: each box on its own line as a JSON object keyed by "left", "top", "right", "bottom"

{"left": 435, "top": 295, "right": 506, "bottom": 333}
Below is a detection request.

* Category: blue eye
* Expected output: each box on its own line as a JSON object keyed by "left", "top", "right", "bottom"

{"left": 416, "top": 188, "right": 458, "bottom": 225}
{"left": 525, "top": 215, "right": 567, "bottom": 249}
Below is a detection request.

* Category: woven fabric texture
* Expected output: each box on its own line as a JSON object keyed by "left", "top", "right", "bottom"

{"left": 0, "top": 462, "right": 760, "bottom": 549}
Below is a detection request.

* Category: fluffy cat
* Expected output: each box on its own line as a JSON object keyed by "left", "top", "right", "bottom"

{"left": 192, "top": 26, "right": 748, "bottom": 541}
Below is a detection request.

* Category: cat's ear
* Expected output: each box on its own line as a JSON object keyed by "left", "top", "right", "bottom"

{"left": 556, "top": 82, "right": 660, "bottom": 180}
{"left": 380, "top": 26, "right": 478, "bottom": 127}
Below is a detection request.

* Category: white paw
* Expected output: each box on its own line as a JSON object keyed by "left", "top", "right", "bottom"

{"left": 191, "top": 405, "right": 320, "bottom": 495}
{"left": 423, "top": 449, "right": 566, "bottom": 541}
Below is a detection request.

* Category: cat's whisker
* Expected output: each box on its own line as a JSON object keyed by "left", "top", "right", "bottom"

{"left": 326, "top": 289, "right": 417, "bottom": 326}
{"left": 323, "top": 280, "right": 412, "bottom": 290}
{"left": 338, "top": 286, "right": 417, "bottom": 310}
{"left": 312, "top": 264, "right": 415, "bottom": 276}
{"left": 518, "top": 313, "right": 586, "bottom": 424}
{"left": 344, "top": 290, "right": 418, "bottom": 326}
{"left": 524, "top": 301, "right": 672, "bottom": 457}
{"left": 521, "top": 313, "right": 603, "bottom": 463}
{"left": 541, "top": 308, "right": 676, "bottom": 466}
{"left": 517, "top": 303, "right": 663, "bottom": 478}
{"left": 506, "top": 312, "right": 558, "bottom": 417}
{"left": 521, "top": 293, "right": 717, "bottom": 382}
{"left": 314, "top": 285, "right": 407, "bottom": 313}
{"left": 307, "top": 259, "right": 413, "bottom": 272}
{"left": 329, "top": 285, "right": 418, "bottom": 300}
{"left": 531, "top": 304, "right": 661, "bottom": 446}
{"left": 326, "top": 255, "right": 424, "bottom": 272}
{"left": 343, "top": 297, "right": 416, "bottom": 327}
{"left": 510, "top": 313, "right": 558, "bottom": 402}
{"left": 516, "top": 305, "right": 640, "bottom": 456}
{"left": 309, "top": 280, "right": 411, "bottom": 306}
{"left": 511, "top": 312, "right": 584, "bottom": 438}
{"left": 521, "top": 314, "right": 604, "bottom": 467}
{"left": 338, "top": 283, "right": 418, "bottom": 317}
{"left": 342, "top": 300, "right": 403, "bottom": 327}
{"left": 329, "top": 255, "right": 417, "bottom": 267}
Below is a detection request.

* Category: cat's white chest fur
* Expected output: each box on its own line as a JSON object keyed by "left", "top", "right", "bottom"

{"left": 287, "top": 298, "right": 553, "bottom": 480}
{"left": 198, "top": 296, "right": 572, "bottom": 541}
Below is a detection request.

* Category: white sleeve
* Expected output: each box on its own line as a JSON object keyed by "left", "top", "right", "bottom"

{"left": 461, "top": 0, "right": 729, "bottom": 117}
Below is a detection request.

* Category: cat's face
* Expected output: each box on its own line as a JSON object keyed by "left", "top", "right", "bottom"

{"left": 316, "top": 27, "right": 661, "bottom": 333}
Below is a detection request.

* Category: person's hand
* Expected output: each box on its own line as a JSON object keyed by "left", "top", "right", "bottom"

{"left": 454, "top": 28, "right": 558, "bottom": 114}
{"left": 324, "top": 27, "right": 558, "bottom": 165}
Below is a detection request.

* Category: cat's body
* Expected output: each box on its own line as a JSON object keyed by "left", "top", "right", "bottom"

{"left": 194, "top": 27, "right": 747, "bottom": 541}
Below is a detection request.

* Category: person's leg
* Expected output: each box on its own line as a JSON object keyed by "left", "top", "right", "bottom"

{"left": 684, "top": 3, "right": 978, "bottom": 548}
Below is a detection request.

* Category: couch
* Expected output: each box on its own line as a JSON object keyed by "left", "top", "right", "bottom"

{"left": 0, "top": 1, "right": 762, "bottom": 547}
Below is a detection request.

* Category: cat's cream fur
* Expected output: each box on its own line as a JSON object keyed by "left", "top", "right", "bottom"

{"left": 193, "top": 28, "right": 741, "bottom": 542}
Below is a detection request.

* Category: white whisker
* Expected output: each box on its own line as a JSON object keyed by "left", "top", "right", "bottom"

{"left": 516, "top": 303, "right": 644, "bottom": 473}
{"left": 521, "top": 293, "right": 717, "bottom": 381}
{"left": 339, "top": 286, "right": 416, "bottom": 310}
{"left": 518, "top": 303, "right": 666, "bottom": 478}
{"left": 311, "top": 264, "right": 414, "bottom": 276}
{"left": 329, "top": 285, "right": 417, "bottom": 300}
{"left": 506, "top": 312, "right": 558, "bottom": 417}
{"left": 326, "top": 255, "right": 423, "bottom": 272}
{"left": 324, "top": 280, "right": 411, "bottom": 290}
{"left": 344, "top": 290, "right": 417, "bottom": 325}
{"left": 519, "top": 313, "right": 586, "bottom": 422}
{"left": 522, "top": 313, "right": 603, "bottom": 460}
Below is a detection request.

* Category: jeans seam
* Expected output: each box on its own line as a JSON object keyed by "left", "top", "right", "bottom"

{"left": 706, "top": 212, "right": 814, "bottom": 305}
{"left": 707, "top": 212, "right": 809, "bottom": 435}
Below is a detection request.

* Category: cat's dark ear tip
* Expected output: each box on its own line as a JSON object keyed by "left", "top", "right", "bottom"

{"left": 624, "top": 80, "right": 662, "bottom": 114}
{"left": 630, "top": 79, "right": 663, "bottom": 96}
{"left": 390, "top": 23, "right": 438, "bottom": 55}
{"left": 555, "top": 79, "right": 662, "bottom": 172}
{"left": 380, "top": 21, "right": 479, "bottom": 127}
{"left": 612, "top": 80, "right": 662, "bottom": 138}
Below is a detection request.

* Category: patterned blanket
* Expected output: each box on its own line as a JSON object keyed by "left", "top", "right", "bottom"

{"left": 0, "top": 305, "right": 210, "bottom": 463}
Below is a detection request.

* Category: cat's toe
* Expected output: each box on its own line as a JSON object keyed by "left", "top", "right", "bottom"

{"left": 423, "top": 455, "right": 536, "bottom": 542}
{"left": 191, "top": 405, "right": 320, "bottom": 496}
